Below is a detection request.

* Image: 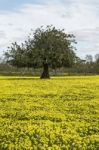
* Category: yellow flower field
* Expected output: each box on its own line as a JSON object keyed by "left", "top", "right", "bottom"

{"left": 0, "top": 76, "right": 99, "bottom": 149}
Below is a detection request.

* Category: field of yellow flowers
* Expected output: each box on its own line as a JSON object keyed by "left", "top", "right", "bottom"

{"left": 0, "top": 76, "right": 99, "bottom": 149}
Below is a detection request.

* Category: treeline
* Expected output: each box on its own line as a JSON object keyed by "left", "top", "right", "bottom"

{"left": 0, "top": 54, "right": 99, "bottom": 76}
{"left": 72, "top": 54, "right": 99, "bottom": 75}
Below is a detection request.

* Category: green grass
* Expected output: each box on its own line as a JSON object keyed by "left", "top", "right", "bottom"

{"left": 0, "top": 76, "right": 99, "bottom": 149}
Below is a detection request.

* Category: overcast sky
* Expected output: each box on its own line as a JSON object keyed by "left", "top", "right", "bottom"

{"left": 0, "top": 0, "right": 99, "bottom": 59}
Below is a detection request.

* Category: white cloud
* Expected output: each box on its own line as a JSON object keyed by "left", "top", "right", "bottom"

{"left": 0, "top": 0, "right": 99, "bottom": 58}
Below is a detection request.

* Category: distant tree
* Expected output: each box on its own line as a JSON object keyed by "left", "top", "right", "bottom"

{"left": 5, "top": 42, "right": 25, "bottom": 68}
{"left": 94, "top": 54, "right": 99, "bottom": 73}
{"left": 85, "top": 55, "right": 93, "bottom": 64}
{"left": 95, "top": 54, "right": 99, "bottom": 63}
{"left": 5, "top": 25, "right": 77, "bottom": 78}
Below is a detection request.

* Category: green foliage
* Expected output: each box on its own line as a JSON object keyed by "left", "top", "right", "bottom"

{"left": 5, "top": 25, "right": 77, "bottom": 69}
{"left": 0, "top": 76, "right": 99, "bottom": 149}
{"left": 5, "top": 42, "right": 27, "bottom": 68}
{"left": 29, "top": 25, "right": 77, "bottom": 68}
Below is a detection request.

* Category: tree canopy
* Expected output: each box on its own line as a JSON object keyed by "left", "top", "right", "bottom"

{"left": 5, "top": 25, "right": 77, "bottom": 77}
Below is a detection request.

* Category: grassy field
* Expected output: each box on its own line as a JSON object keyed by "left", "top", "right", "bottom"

{"left": 0, "top": 76, "right": 99, "bottom": 150}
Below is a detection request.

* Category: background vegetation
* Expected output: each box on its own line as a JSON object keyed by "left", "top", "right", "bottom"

{"left": 0, "top": 55, "right": 99, "bottom": 76}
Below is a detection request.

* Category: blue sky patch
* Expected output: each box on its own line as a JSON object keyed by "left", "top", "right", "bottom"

{"left": 0, "top": 0, "right": 41, "bottom": 11}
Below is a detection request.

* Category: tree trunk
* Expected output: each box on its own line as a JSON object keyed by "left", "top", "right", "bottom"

{"left": 40, "top": 58, "right": 50, "bottom": 79}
